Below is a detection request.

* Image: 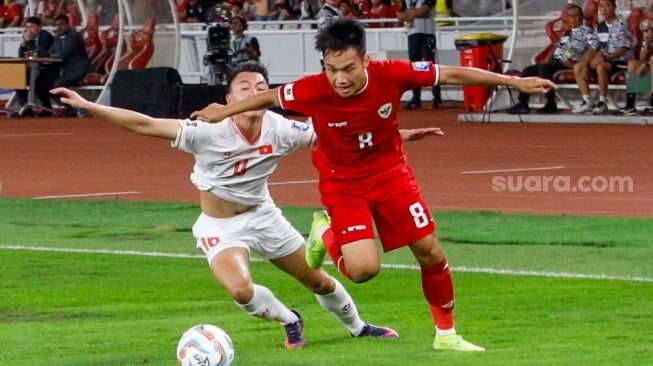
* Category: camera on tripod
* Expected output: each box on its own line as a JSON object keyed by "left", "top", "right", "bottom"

{"left": 203, "top": 24, "right": 231, "bottom": 67}
{"left": 203, "top": 5, "right": 233, "bottom": 86}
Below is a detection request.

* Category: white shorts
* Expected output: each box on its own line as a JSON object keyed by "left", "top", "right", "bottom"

{"left": 192, "top": 200, "right": 305, "bottom": 265}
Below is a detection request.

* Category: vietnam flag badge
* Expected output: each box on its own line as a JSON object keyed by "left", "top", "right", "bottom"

{"left": 259, "top": 144, "right": 273, "bottom": 155}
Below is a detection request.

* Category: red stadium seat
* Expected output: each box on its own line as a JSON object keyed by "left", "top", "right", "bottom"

{"left": 79, "top": 14, "right": 102, "bottom": 66}
{"left": 117, "top": 17, "right": 157, "bottom": 70}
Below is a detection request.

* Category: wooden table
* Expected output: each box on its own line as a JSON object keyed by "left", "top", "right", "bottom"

{"left": 0, "top": 57, "right": 62, "bottom": 116}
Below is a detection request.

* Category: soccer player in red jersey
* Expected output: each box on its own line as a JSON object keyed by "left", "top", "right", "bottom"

{"left": 192, "top": 19, "right": 555, "bottom": 352}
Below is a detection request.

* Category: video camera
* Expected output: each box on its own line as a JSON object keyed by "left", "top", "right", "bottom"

{"left": 202, "top": 4, "right": 233, "bottom": 86}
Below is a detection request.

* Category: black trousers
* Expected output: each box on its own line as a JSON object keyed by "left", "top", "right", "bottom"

{"left": 408, "top": 33, "right": 441, "bottom": 104}
{"left": 15, "top": 63, "right": 59, "bottom": 109}
{"left": 518, "top": 60, "right": 568, "bottom": 104}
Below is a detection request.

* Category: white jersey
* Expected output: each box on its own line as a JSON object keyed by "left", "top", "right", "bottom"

{"left": 172, "top": 111, "right": 316, "bottom": 206}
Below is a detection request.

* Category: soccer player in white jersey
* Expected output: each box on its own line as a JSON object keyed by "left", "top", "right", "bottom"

{"left": 51, "top": 62, "right": 442, "bottom": 349}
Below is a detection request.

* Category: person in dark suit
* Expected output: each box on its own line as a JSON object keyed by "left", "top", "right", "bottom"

{"left": 49, "top": 14, "right": 91, "bottom": 116}
{"left": 15, "top": 16, "right": 57, "bottom": 116}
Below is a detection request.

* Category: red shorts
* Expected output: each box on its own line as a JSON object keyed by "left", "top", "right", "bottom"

{"left": 319, "top": 165, "right": 436, "bottom": 252}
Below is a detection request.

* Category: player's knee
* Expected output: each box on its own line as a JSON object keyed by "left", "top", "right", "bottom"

{"left": 225, "top": 283, "right": 254, "bottom": 304}
{"left": 348, "top": 266, "right": 380, "bottom": 283}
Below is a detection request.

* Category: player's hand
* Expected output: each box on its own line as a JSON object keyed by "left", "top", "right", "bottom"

{"left": 50, "top": 87, "right": 88, "bottom": 109}
{"left": 190, "top": 102, "right": 226, "bottom": 122}
{"left": 514, "top": 77, "right": 556, "bottom": 95}
{"left": 400, "top": 127, "right": 444, "bottom": 142}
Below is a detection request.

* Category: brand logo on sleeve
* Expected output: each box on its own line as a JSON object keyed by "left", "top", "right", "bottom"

{"left": 283, "top": 83, "right": 295, "bottom": 101}
{"left": 291, "top": 121, "right": 309, "bottom": 131}
{"left": 412, "top": 61, "right": 430, "bottom": 71}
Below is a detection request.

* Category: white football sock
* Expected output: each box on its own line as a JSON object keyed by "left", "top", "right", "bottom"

{"left": 315, "top": 276, "right": 366, "bottom": 334}
{"left": 236, "top": 284, "right": 298, "bottom": 324}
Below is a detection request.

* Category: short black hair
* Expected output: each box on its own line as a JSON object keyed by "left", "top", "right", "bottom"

{"left": 25, "top": 16, "right": 42, "bottom": 26}
{"left": 226, "top": 61, "right": 269, "bottom": 92}
{"left": 54, "top": 14, "right": 70, "bottom": 24}
{"left": 314, "top": 19, "right": 366, "bottom": 57}
{"left": 231, "top": 15, "right": 247, "bottom": 30}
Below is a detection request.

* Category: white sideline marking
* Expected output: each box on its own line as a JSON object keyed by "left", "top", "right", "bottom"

{"left": 1, "top": 245, "right": 651, "bottom": 283}
{"left": 34, "top": 191, "right": 141, "bottom": 199}
{"left": 460, "top": 166, "right": 566, "bottom": 175}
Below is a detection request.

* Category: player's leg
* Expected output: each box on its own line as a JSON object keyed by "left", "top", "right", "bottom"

{"left": 193, "top": 212, "right": 304, "bottom": 349}
{"left": 272, "top": 247, "right": 398, "bottom": 338}
{"left": 409, "top": 235, "right": 484, "bottom": 352}
{"left": 372, "top": 168, "right": 483, "bottom": 351}
{"left": 305, "top": 209, "right": 331, "bottom": 269}
{"left": 316, "top": 201, "right": 381, "bottom": 282}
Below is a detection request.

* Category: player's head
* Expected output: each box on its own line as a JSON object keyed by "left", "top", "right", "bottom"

{"left": 315, "top": 19, "right": 369, "bottom": 98}
{"left": 226, "top": 61, "right": 269, "bottom": 118}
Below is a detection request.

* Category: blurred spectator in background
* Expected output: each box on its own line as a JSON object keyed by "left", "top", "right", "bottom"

{"left": 177, "top": 0, "right": 190, "bottom": 22}
{"left": 21, "top": 0, "right": 44, "bottom": 26}
{"left": 241, "top": 0, "right": 257, "bottom": 20}
{"left": 573, "top": 0, "right": 632, "bottom": 115}
{"left": 15, "top": 15, "right": 56, "bottom": 116}
{"left": 616, "top": 23, "right": 653, "bottom": 115}
{"left": 339, "top": 0, "right": 360, "bottom": 20}
{"left": 506, "top": 4, "right": 598, "bottom": 115}
{"left": 40, "top": 0, "right": 59, "bottom": 25}
{"left": 230, "top": 15, "right": 260, "bottom": 63}
{"left": 351, "top": 0, "right": 369, "bottom": 18}
{"left": 254, "top": 0, "right": 279, "bottom": 21}
{"left": 435, "top": 0, "right": 459, "bottom": 27}
{"left": 317, "top": 0, "right": 341, "bottom": 30}
{"left": 97, "top": 0, "right": 118, "bottom": 25}
{"left": 275, "top": 0, "right": 296, "bottom": 20}
{"left": 206, "top": 0, "right": 231, "bottom": 23}
{"left": 49, "top": 14, "right": 91, "bottom": 116}
{"left": 1, "top": 0, "right": 23, "bottom": 28}
{"left": 367, "top": 0, "right": 392, "bottom": 28}
{"left": 397, "top": 0, "right": 442, "bottom": 109}
{"left": 186, "top": 0, "right": 207, "bottom": 23}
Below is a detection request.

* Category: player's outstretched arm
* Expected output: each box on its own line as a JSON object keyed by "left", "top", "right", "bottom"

{"left": 191, "top": 88, "right": 280, "bottom": 122}
{"left": 438, "top": 65, "right": 556, "bottom": 95}
{"left": 400, "top": 127, "right": 444, "bottom": 141}
{"left": 51, "top": 88, "right": 180, "bottom": 139}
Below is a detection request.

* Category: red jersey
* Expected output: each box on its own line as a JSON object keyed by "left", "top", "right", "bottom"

{"left": 2, "top": 3, "right": 22, "bottom": 23}
{"left": 278, "top": 59, "right": 438, "bottom": 180}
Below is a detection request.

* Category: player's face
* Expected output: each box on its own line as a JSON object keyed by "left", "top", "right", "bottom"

{"left": 226, "top": 71, "right": 269, "bottom": 118}
{"left": 323, "top": 47, "right": 370, "bottom": 98}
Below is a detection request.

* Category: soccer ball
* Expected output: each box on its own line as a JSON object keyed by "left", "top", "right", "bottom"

{"left": 177, "top": 324, "right": 235, "bottom": 366}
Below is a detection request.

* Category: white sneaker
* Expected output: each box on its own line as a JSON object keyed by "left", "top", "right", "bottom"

{"left": 592, "top": 101, "right": 608, "bottom": 115}
{"left": 572, "top": 101, "right": 594, "bottom": 114}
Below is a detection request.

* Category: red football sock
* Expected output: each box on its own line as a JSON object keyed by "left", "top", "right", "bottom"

{"left": 421, "top": 257, "right": 455, "bottom": 330}
{"left": 323, "top": 228, "right": 351, "bottom": 279}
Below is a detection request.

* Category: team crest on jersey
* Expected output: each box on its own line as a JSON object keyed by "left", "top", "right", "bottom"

{"left": 412, "top": 61, "right": 430, "bottom": 72}
{"left": 283, "top": 83, "right": 295, "bottom": 101}
{"left": 291, "top": 121, "right": 309, "bottom": 131}
{"left": 224, "top": 151, "right": 232, "bottom": 158}
{"left": 377, "top": 102, "right": 392, "bottom": 119}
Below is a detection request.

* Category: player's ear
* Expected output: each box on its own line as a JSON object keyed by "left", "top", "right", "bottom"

{"left": 362, "top": 54, "right": 370, "bottom": 68}
{"left": 225, "top": 93, "right": 232, "bottom": 104}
